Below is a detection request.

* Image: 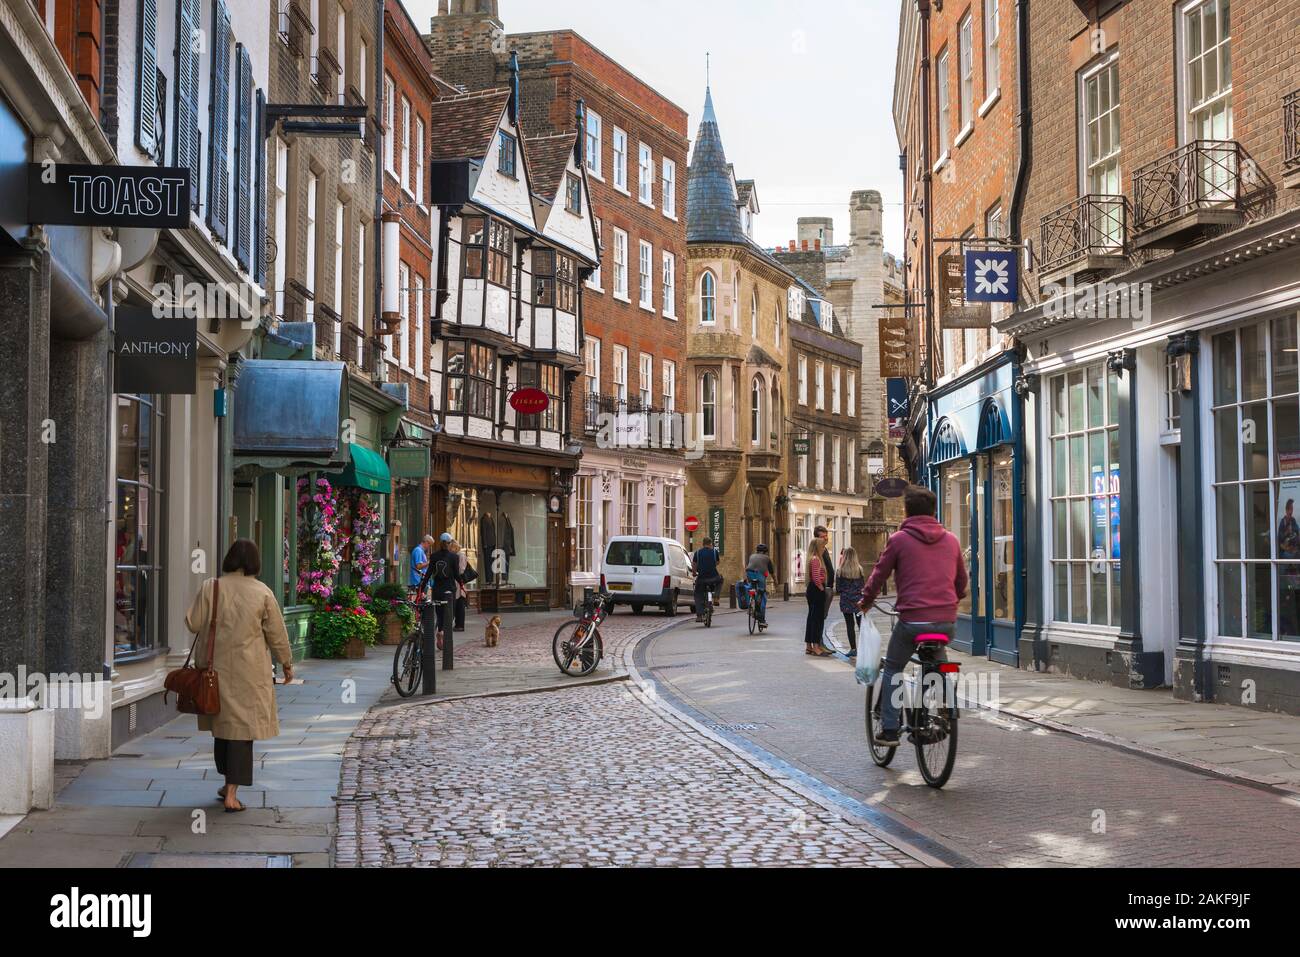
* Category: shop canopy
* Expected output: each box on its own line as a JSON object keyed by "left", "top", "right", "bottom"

{"left": 233, "top": 359, "right": 349, "bottom": 471}
{"left": 326, "top": 443, "right": 392, "bottom": 495}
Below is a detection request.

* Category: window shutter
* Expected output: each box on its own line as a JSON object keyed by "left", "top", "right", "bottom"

{"left": 233, "top": 44, "right": 253, "bottom": 272}
{"left": 206, "top": 0, "right": 231, "bottom": 243}
{"left": 174, "top": 0, "right": 201, "bottom": 210}
{"left": 135, "top": 0, "right": 158, "bottom": 158}
{"left": 255, "top": 88, "right": 267, "bottom": 285}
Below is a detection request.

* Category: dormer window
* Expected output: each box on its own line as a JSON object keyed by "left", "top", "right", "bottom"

{"left": 498, "top": 131, "right": 517, "bottom": 177}
{"left": 565, "top": 173, "right": 582, "bottom": 214}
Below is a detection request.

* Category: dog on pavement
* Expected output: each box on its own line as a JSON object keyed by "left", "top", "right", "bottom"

{"left": 484, "top": 615, "right": 502, "bottom": 648}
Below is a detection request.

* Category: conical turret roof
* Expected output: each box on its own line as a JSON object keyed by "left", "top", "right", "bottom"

{"left": 687, "top": 87, "right": 748, "bottom": 245}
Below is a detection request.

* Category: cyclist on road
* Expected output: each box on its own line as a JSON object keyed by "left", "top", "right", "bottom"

{"left": 691, "top": 537, "right": 722, "bottom": 623}
{"left": 745, "top": 543, "right": 776, "bottom": 626}
{"left": 859, "top": 486, "right": 968, "bottom": 748}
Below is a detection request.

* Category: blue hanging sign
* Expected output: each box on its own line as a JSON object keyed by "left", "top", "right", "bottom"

{"left": 886, "top": 378, "right": 910, "bottom": 420}
{"left": 964, "top": 249, "right": 1018, "bottom": 303}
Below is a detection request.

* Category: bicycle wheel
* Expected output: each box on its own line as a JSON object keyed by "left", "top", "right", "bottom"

{"left": 747, "top": 599, "right": 757, "bottom": 635}
{"left": 913, "top": 678, "right": 958, "bottom": 788}
{"left": 704, "top": 599, "right": 713, "bottom": 627}
{"left": 864, "top": 681, "right": 897, "bottom": 767}
{"left": 553, "top": 620, "right": 603, "bottom": 677}
{"left": 392, "top": 633, "right": 422, "bottom": 698}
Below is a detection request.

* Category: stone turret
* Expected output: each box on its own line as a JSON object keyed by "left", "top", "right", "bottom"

{"left": 798, "top": 217, "right": 834, "bottom": 247}
{"left": 850, "top": 190, "right": 884, "bottom": 247}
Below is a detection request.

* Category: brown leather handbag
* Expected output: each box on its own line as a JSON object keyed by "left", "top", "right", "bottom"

{"left": 164, "top": 579, "right": 221, "bottom": 716}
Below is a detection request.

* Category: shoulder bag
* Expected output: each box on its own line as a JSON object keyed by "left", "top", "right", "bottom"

{"left": 164, "top": 579, "right": 222, "bottom": 716}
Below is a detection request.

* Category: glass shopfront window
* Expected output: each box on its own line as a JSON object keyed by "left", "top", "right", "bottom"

{"left": 1048, "top": 364, "right": 1121, "bottom": 626}
{"left": 1212, "top": 313, "right": 1300, "bottom": 642}
{"left": 447, "top": 487, "right": 549, "bottom": 590}
{"left": 991, "top": 449, "right": 1016, "bottom": 621}
{"left": 941, "top": 462, "right": 973, "bottom": 616}
{"left": 114, "top": 395, "right": 166, "bottom": 658}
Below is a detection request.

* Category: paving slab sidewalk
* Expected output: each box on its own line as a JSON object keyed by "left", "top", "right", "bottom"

{"left": 0, "top": 609, "right": 677, "bottom": 867}
{"left": 857, "top": 610, "right": 1300, "bottom": 793}
{"left": 0, "top": 648, "right": 393, "bottom": 868}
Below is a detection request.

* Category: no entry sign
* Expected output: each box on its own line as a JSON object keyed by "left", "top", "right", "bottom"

{"left": 684, "top": 515, "right": 700, "bottom": 533}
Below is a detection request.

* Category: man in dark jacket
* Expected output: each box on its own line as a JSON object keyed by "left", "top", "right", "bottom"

{"left": 859, "top": 486, "right": 968, "bottom": 747}
{"left": 418, "top": 533, "right": 460, "bottom": 641}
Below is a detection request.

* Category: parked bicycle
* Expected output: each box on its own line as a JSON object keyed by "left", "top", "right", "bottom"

{"left": 553, "top": 590, "right": 614, "bottom": 677}
{"left": 863, "top": 600, "right": 961, "bottom": 788}
{"left": 391, "top": 599, "right": 449, "bottom": 698}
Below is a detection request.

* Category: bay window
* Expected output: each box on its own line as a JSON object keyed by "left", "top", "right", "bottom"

{"left": 445, "top": 340, "right": 495, "bottom": 418}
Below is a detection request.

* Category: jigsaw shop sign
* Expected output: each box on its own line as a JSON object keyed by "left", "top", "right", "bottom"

{"left": 28, "top": 162, "right": 191, "bottom": 229}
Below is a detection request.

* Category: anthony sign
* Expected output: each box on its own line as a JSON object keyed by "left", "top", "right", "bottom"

{"left": 115, "top": 307, "right": 197, "bottom": 394}
{"left": 28, "top": 163, "right": 191, "bottom": 229}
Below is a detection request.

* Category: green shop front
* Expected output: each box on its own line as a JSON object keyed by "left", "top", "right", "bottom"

{"left": 231, "top": 358, "right": 403, "bottom": 657}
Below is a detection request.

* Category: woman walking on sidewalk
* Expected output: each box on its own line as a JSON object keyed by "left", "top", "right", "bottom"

{"left": 184, "top": 539, "right": 294, "bottom": 813}
{"left": 804, "top": 538, "right": 834, "bottom": 657}
{"left": 836, "top": 547, "right": 866, "bottom": 658}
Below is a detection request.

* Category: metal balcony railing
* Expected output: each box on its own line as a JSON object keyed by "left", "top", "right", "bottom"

{"left": 1132, "top": 140, "right": 1243, "bottom": 234}
{"left": 279, "top": 0, "right": 313, "bottom": 60}
{"left": 1285, "top": 90, "right": 1300, "bottom": 175}
{"left": 583, "top": 393, "right": 651, "bottom": 432}
{"left": 312, "top": 47, "right": 342, "bottom": 100}
{"left": 1039, "top": 194, "right": 1128, "bottom": 275}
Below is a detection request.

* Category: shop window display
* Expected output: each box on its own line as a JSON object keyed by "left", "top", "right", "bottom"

{"left": 1212, "top": 313, "right": 1300, "bottom": 642}
{"left": 940, "top": 463, "right": 974, "bottom": 616}
{"left": 448, "top": 488, "right": 549, "bottom": 590}
{"left": 114, "top": 395, "right": 166, "bottom": 657}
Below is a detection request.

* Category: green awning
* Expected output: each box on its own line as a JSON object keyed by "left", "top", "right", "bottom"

{"left": 326, "top": 444, "right": 392, "bottom": 495}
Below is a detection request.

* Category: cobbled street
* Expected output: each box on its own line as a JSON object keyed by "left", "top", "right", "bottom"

{"left": 337, "top": 612, "right": 922, "bottom": 867}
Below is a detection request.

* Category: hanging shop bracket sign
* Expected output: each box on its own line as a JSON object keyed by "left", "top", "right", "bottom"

{"left": 115, "top": 306, "right": 197, "bottom": 394}
{"left": 27, "top": 163, "right": 192, "bottom": 229}
{"left": 938, "top": 252, "right": 992, "bottom": 329}
{"left": 878, "top": 312, "right": 916, "bottom": 378}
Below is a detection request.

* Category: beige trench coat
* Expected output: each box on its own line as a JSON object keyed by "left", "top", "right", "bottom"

{"left": 184, "top": 572, "right": 293, "bottom": 741}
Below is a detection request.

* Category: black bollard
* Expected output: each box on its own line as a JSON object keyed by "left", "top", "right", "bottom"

{"left": 419, "top": 603, "right": 438, "bottom": 695}
{"left": 442, "top": 602, "right": 454, "bottom": 671}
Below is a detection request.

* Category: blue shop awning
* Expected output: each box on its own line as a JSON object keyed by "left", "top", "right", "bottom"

{"left": 326, "top": 444, "right": 392, "bottom": 495}
{"left": 233, "top": 359, "right": 348, "bottom": 469}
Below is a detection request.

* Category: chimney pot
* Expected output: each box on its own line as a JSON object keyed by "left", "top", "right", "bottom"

{"left": 801, "top": 240, "right": 808, "bottom": 251}
{"left": 815, "top": 239, "right": 821, "bottom": 251}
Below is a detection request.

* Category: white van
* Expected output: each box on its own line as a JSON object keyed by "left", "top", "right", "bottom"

{"left": 600, "top": 536, "right": 696, "bottom": 616}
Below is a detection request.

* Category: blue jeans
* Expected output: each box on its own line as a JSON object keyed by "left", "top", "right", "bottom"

{"left": 878, "top": 620, "right": 954, "bottom": 732}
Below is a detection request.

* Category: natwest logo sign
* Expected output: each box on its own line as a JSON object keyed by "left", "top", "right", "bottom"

{"left": 28, "top": 163, "right": 191, "bottom": 229}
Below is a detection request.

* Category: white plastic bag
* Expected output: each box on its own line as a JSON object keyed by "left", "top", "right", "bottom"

{"left": 854, "top": 615, "right": 884, "bottom": 686}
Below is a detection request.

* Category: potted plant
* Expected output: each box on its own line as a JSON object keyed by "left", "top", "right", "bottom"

{"left": 369, "top": 582, "right": 416, "bottom": 645}
{"left": 309, "top": 585, "right": 379, "bottom": 659}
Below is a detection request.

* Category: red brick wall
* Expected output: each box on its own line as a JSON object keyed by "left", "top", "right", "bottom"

{"left": 42, "top": 0, "right": 102, "bottom": 116}
{"left": 1022, "top": 0, "right": 1300, "bottom": 286}
{"left": 383, "top": 0, "right": 438, "bottom": 424}
{"left": 427, "top": 22, "right": 691, "bottom": 430}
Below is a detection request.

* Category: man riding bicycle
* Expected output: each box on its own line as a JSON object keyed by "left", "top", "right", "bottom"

{"left": 745, "top": 543, "right": 775, "bottom": 625}
{"left": 691, "top": 537, "right": 722, "bottom": 623}
{"left": 858, "top": 486, "right": 968, "bottom": 748}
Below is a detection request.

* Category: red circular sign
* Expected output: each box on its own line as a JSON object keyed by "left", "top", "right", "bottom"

{"left": 509, "top": 388, "right": 550, "bottom": 415}
{"left": 684, "top": 515, "right": 700, "bottom": 533}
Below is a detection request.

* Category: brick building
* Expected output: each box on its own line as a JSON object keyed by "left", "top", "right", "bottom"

{"left": 425, "top": 2, "right": 691, "bottom": 597}
{"left": 774, "top": 196, "right": 909, "bottom": 564}
{"left": 894, "top": 0, "right": 1300, "bottom": 711}
{"left": 380, "top": 0, "right": 450, "bottom": 580}
{"left": 781, "top": 282, "right": 866, "bottom": 586}
{"left": 683, "top": 86, "right": 798, "bottom": 587}
{"left": 1003, "top": 0, "right": 1300, "bottom": 710}
{"left": 893, "top": 0, "right": 1027, "bottom": 666}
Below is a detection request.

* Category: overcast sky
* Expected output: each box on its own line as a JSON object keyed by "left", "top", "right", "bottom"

{"left": 407, "top": 0, "right": 905, "bottom": 256}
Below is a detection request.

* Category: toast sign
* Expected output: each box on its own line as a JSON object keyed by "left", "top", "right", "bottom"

{"left": 28, "top": 163, "right": 191, "bottom": 229}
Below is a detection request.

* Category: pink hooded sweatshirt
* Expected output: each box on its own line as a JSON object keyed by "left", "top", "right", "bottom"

{"left": 861, "top": 515, "right": 969, "bottom": 623}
